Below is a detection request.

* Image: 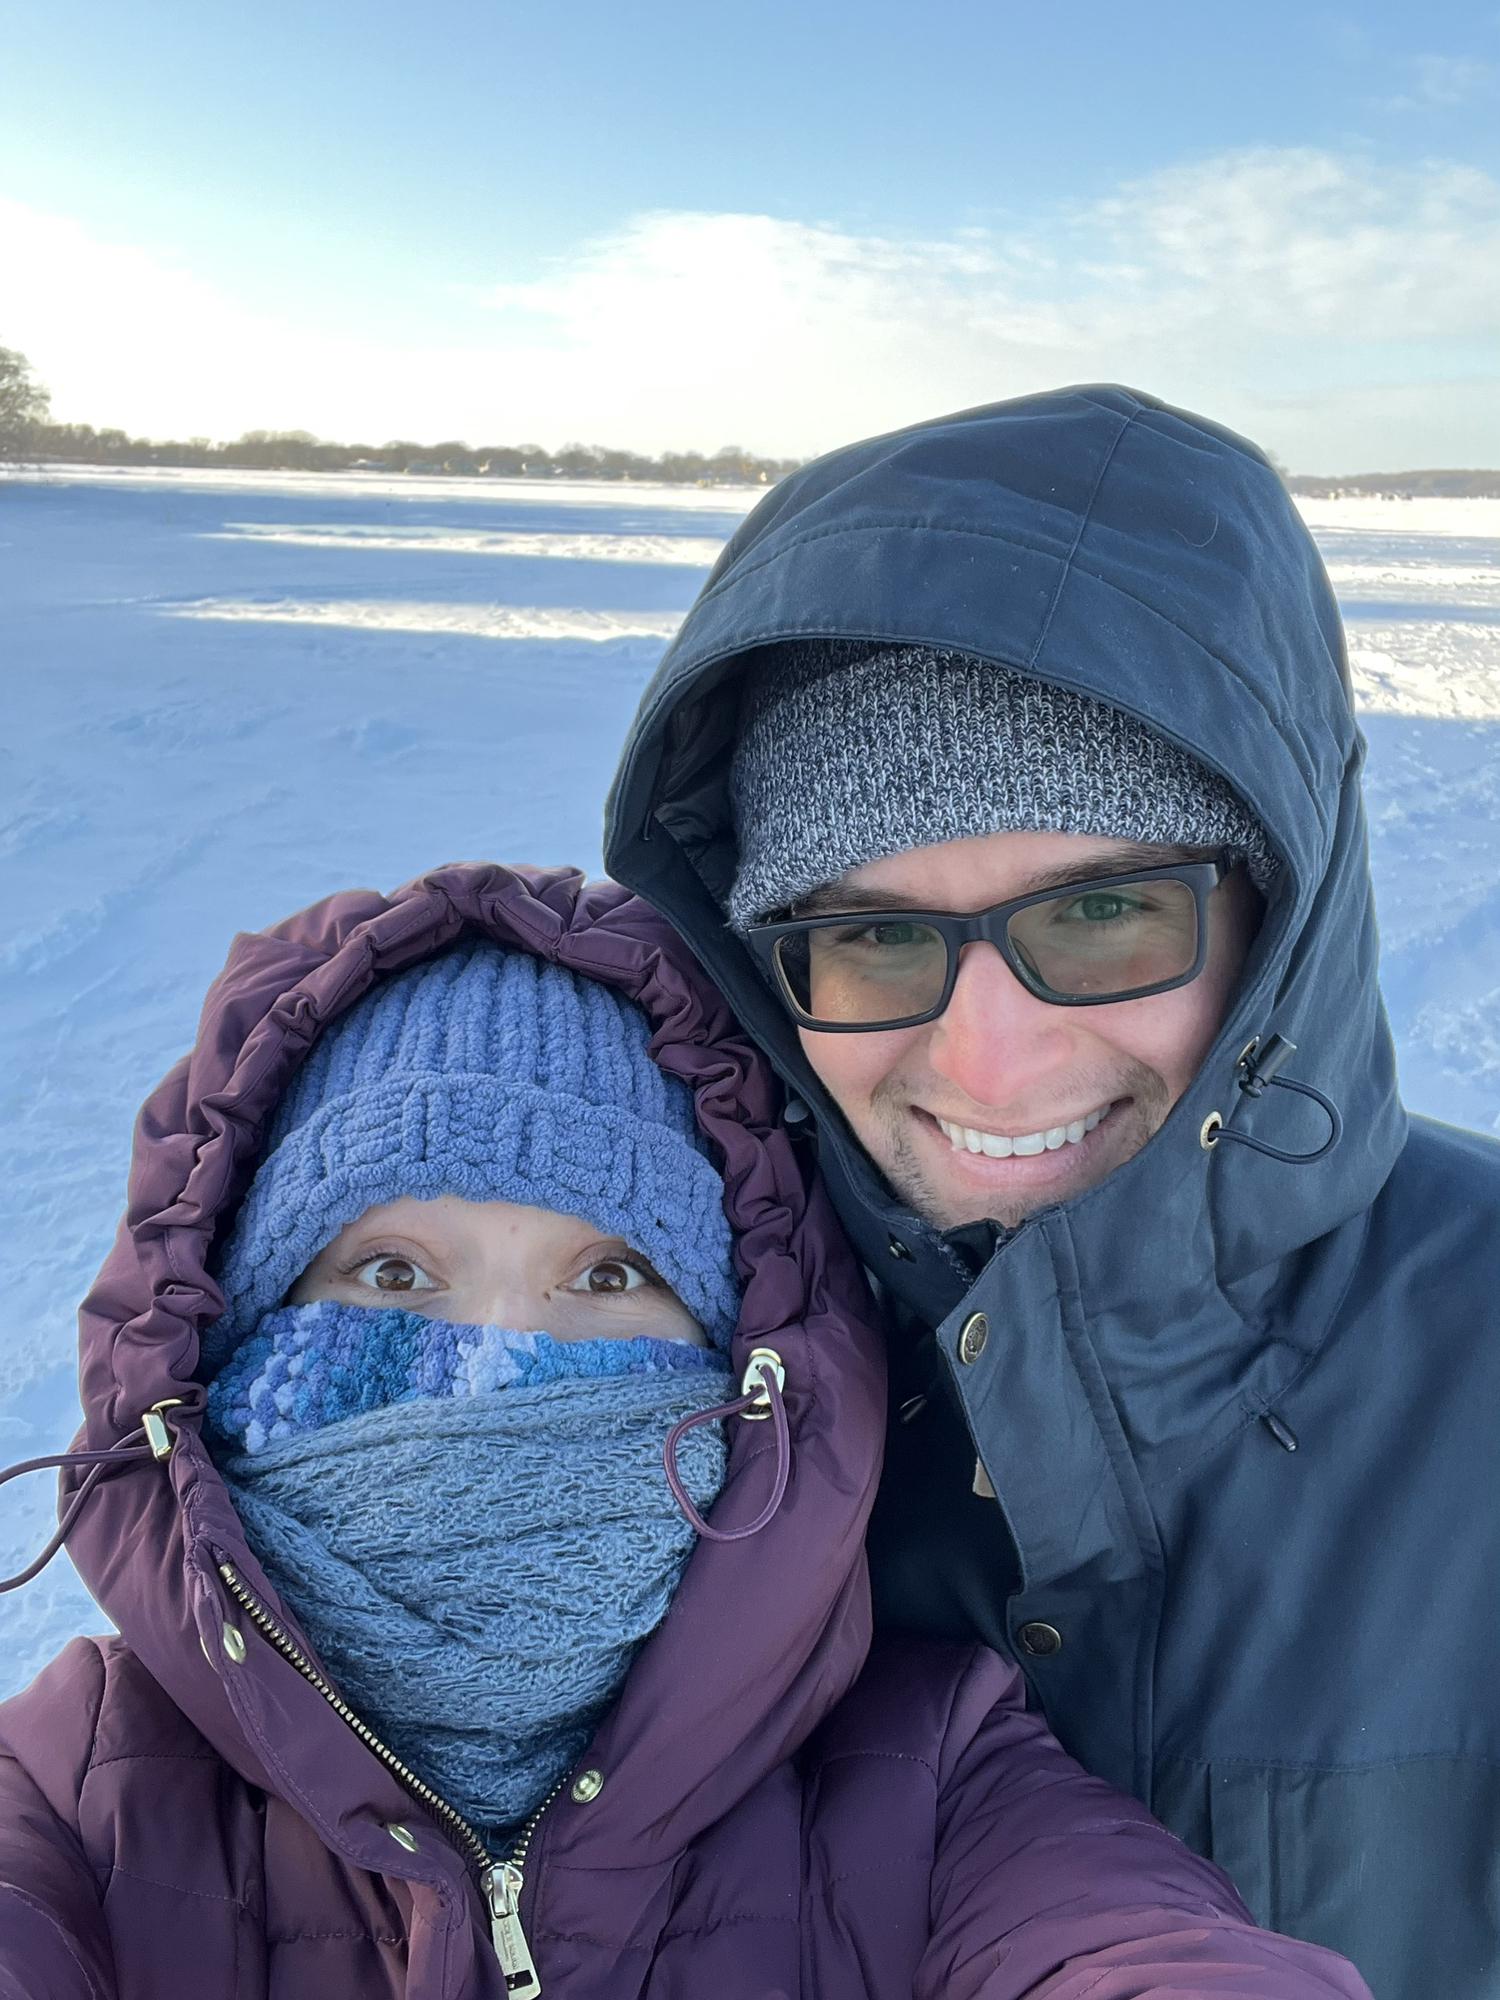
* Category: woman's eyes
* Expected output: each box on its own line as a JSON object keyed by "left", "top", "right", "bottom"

{"left": 566, "top": 1256, "right": 651, "bottom": 1297}
{"left": 339, "top": 1248, "right": 657, "bottom": 1302}
{"left": 351, "top": 1254, "right": 439, "bottom": 1293}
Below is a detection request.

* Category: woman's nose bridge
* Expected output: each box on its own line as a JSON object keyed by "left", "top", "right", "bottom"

{"left": 471, "top": 1258, "right": 541, "bottom": 1330}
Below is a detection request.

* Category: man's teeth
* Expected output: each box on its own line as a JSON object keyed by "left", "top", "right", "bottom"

{"left": 935, "top": 1108, "right": 1108, "bottom": 1159}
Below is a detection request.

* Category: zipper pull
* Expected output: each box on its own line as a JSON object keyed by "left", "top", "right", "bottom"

{"left": 484, "top": 1861, "right": 542, "bottom": 1996}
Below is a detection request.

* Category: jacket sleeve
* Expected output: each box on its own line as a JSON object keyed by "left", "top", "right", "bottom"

{"left": 919, "top": 1648, "right": 1371, "bottom": 2000}
{"left": 0, "top": 1641, "right": 118, "bottom": 2000}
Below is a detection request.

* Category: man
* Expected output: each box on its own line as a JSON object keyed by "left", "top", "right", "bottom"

{"left": 604, "top": 384, "right": 1500, "bottom": 1993}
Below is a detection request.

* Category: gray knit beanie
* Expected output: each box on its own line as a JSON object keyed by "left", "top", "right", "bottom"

{"left": 728, "top": 641, "right": 1277, "bottom": 927}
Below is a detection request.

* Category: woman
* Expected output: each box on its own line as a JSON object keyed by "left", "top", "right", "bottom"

{"left": 0, "top": 863, "right": 1369, "bottom": 1998}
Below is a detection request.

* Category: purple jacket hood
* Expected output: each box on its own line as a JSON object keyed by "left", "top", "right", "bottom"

{"left": 61, "top": 864, "right": 885, "bottom": 1903}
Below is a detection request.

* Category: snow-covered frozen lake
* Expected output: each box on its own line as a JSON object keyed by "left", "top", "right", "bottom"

{"left": 3, "top": 466, "right": 1498, "bottom": 1694}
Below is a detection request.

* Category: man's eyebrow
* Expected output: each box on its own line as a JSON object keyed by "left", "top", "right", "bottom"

{"left": 790, "top": 843, "right": 1211, "bottom": 917}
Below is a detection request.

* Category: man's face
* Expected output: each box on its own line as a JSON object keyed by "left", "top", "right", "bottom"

{"left": 794, "top": 830, "right": 1261, "bottom": 1233}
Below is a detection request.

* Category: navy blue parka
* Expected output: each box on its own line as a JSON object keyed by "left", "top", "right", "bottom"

{"left": 604, "top": 385, "right": 1500, "bottom": 1994}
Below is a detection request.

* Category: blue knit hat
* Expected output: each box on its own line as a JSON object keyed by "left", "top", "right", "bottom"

{"left": 202, "top": 941, "right": 741, "bottom": 1372}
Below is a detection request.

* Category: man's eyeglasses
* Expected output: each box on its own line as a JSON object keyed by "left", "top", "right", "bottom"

{"left": 745, "top": 856, "right": 1233, "bottom": 1033}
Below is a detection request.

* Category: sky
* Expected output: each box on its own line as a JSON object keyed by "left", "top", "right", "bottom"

{"left": 2, "top": 0, "right": 1498, "bottom": 469}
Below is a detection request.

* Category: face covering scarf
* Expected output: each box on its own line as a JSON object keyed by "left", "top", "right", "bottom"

{"left": 207, "top": 1300, "right": 731, "bottom": 1845}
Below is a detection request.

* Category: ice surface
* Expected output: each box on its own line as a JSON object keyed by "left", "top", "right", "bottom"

{"left": 1, "top": 471, "right": 1496, "bottom": 1697}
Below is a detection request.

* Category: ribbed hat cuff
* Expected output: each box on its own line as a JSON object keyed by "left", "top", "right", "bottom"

{"left": 203, "top": 1077, "right": 741, "bottom": 1372}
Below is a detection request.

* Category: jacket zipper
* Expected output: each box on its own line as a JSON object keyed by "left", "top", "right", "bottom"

{"left": 482, "top": 1788, "right": 564, "bottom": 1996}
{"left": 218, "top": 1559, "right": 556, "bottom": 1990}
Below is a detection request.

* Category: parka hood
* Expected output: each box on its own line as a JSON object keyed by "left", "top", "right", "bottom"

{"left": 48, "top": 864, "right": 886, "bottom": 1958}
{"left": 605, "top": 384, "right": 1407, "bottom": 1476}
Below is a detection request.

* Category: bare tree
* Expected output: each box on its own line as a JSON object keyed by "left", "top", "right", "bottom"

{"left": 0, "top": 344, "right": 51, "bottom": 462}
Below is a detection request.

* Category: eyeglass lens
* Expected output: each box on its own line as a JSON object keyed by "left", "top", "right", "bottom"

{"left": 773, "top": 878, "right": 1202, "bottom": 1025}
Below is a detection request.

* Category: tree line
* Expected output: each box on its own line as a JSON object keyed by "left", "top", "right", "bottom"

{"left": 8, "top": 343, "right": 1498, "bottom": 494}
{"left": 0, "top": 343, "right": 798, "bottom": 486}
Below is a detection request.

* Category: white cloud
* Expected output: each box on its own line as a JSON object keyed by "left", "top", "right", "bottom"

{"left": 1081, "top": 150, "right": 1500, "bottom": 342}
{"left": 2, "top": 147, "right": 1498, "bottom": 471}
{"left": 1383, "top": 52, "right": 1499, "bottom": 109}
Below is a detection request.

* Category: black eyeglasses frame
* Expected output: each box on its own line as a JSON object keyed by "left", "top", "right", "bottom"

{"left": 745, "top": 855, "right": 1234, "bottom": 1033}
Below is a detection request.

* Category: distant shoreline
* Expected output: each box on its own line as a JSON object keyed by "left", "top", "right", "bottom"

{"left": 1287, "top": 473, "right": 1500, "bottom": 500}
{"left": 13, "top": 450, "right": 1500, "bottom": 501}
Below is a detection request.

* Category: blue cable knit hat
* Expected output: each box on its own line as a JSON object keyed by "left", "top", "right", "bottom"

{"left": 202, "top": 939, "right": 741, "bottom": 1372}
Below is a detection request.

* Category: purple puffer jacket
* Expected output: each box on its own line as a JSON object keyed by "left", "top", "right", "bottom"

{"left": 0, "top": 865, "right": 1370, "bottom": 2000}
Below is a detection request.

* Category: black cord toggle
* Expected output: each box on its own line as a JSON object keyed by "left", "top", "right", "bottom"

{"left": 1205, "top": 1035, "right": 1344, "bottom": 1166}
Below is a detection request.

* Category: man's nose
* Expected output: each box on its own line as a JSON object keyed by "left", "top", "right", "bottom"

{"left": 925, "top": 941, "right": 1076, "bottom": 1104}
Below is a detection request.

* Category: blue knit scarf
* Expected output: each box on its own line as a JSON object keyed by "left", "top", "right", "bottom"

{"left": 209, "top": 1301, "right": 731, "bottom": 1848}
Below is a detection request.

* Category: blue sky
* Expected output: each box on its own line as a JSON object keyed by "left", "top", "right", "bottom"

{"left": 4, "top": 1, "right": 1498, "bottom": 466}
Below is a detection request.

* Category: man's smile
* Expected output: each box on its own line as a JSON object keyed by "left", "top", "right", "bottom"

{"left": 931, "top": 1102, "right": 1114, "bottom": 1159}
{"left": 909, "top": 1099, "right": 1126, "bottom": 1199}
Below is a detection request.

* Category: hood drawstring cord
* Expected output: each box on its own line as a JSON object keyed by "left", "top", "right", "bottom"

{"left": 1202, "top": 1035, "right": 1343, "bottom": 1166}
{"left": 663, "top": 1348, "right": 791, "bottom": 1543}
{"left": 0, "top": 1394, "right": 200, "bottom": 1595}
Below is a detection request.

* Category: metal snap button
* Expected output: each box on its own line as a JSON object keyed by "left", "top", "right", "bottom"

{"left": 571, "top": 1769, "right": 605, "bottom": 1804}
{"left": 1018, "top": 1621, "right": 1063, "bottom": 1657}
{"left": 957, "top": 1312, "right": 989, "bottom": 1365}
{"left": 386, "top": 1823, "right": 419, "bottom": 1852}
{"left": 220, "top": 1623, "right": 247, "bottom": 1664}
{"left": 888, "top": 1238, "right": 914, "bottom": 1261}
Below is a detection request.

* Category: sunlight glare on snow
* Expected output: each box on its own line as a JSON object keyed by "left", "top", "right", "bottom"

{"left": 1348, "top": 627, "right": 1500, "bottom": 719}
{"left": 12, "top": 462, "right": 764, "bottom": 513}
{"left": 166, "top": 599, "right": 687, "bottom": 642}
{"left": 208, "top": 524, "right": 727, "bottom": 566}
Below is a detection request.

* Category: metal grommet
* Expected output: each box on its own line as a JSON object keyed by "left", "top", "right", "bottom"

{"left": 1017, "top": 1621, "right": 1063, "bottom": 1657}
{"left": 386, "top": 1823, "right": 419, "bottom": 1852}
{"left": 141, "top": 1398, "right": 185, "bottom": 1461}
{"left": 957, "top": 1312, "right": 989, "bottom": 1365}
{"left": 220, "top": 1623, "right": 247, "bottom": 1665}
{"left": 1237, "top": 1037, "right": 1261, "bottom": 1069}
{"left": 571, "top": 1769, "right": 605, "bottom": 1804}
{"left": 1200, "top": 1112, "right": 1223, "bottom": 1150}
{"left": 738, "top": 1347, "right": 785, "bottom": 1421}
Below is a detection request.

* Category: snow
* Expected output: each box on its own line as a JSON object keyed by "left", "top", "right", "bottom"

{"left": 210, "top": 522, "right": 731, "bottom": 565}
{"left": 172, "top": 598, "right": 688, "bottom": 641}
{"left": 2, "top": 472, "right": 1497, "bottom": 1696}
